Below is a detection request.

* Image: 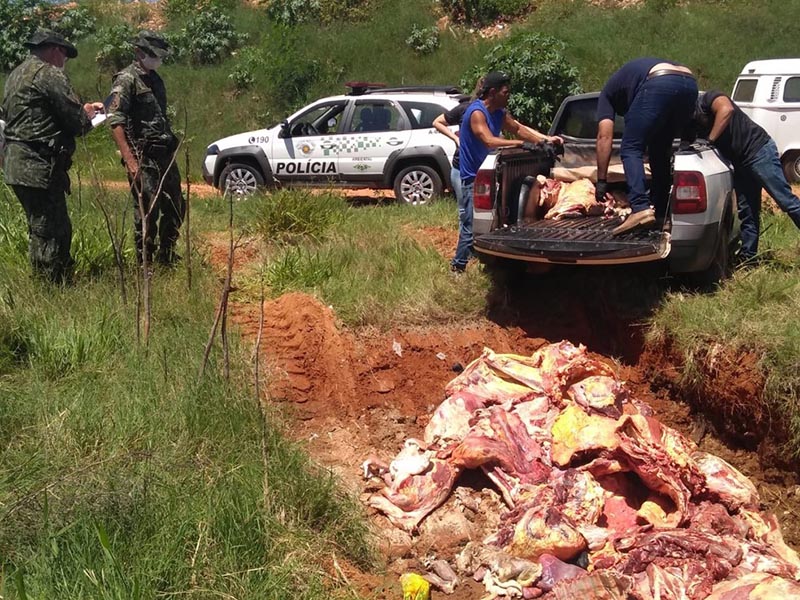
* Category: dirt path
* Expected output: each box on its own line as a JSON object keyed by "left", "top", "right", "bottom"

{"left": 199, "top": 225, "right": 800, "bottom": 599}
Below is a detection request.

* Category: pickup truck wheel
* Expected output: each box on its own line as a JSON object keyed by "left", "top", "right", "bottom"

{"left": 220, "top": 162, "right": 264, "bottom": 197}
{"left": 782, "top": 151, "right": 800, "bottom": 183}
{"left": 394, "top": 165, "right": 442, "bottom": 205}
{"left": 684, "top": 220, "right": 732, "bottom": 290}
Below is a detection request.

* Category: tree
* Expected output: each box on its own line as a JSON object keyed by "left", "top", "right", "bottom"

{"left": 461, "top": 32, "right": 583, "bottom": 132}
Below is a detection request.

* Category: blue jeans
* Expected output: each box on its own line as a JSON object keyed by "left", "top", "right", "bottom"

{"left": 450, "top": 167, "right": 462, "bottom": 204}
{"left": 451, "top": 179, "right": 474, "bottom": 269}
{"left": 621, "top": 74, "right": 698, "bottom": 216}
{"left": 735, "top": 138, "right": 800, "bottom": 259}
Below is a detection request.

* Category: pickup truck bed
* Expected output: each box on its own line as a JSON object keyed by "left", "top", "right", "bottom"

{"left": 475, "top": 216, "right": 670, "bottom": 264}
{"left": 471, "top": 92, "right": 736, "bottom": 278}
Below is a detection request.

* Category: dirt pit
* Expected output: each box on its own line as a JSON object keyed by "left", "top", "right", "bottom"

{"left": 200, "top": 228, "right": 800, "bottom": 599}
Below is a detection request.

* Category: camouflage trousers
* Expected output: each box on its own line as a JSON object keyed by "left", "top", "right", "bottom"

{"left": 11, "top": 183, "right": 74, "bottom": 284}
{"left": 128, "top": 157, "right": 186, "bottom": 265}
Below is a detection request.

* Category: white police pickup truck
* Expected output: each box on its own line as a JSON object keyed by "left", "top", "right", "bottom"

{"left": 472, "top": 93, "right": 737, "bottom": 285}
{"left": 202, "top": 84, "right": 465, "bottom": 204}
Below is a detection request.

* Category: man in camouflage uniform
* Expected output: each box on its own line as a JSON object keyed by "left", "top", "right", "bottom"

{"left": 108, "top": 30, "right": 185, "bottom": 266}
{"left": 1, "top": 29, "right": 103, "bottom": 284}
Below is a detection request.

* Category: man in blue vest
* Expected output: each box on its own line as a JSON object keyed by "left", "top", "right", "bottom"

{"left": 451, "top": 71, "right": 562, "bottom": 273}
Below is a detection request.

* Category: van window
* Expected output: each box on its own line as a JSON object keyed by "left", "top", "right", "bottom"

{"left": 784, "top": 77, "right": 800, "bottom": 102}
{"left": 733, "top": 79, "right": 757, "bottom": 103}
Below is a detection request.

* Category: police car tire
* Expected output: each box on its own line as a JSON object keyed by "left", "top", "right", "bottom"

{"left": 393, "top": 165, "right": 442, "bottom": 205}
{"left": 220, "top": 162, "right": 265, "bottom": 197}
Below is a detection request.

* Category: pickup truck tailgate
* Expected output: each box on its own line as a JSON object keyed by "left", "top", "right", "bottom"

{"left": 475, "top": 216, "right": 671, "bottom": 264}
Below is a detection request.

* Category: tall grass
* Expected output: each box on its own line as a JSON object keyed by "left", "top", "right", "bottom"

{"left": 241, "top": 193, "right": 489, "bottom": 328}
{"left": 649, "top": 211, "right": 800, "bottom": 455}
{"left": 0, "top": 188, "right": 373, "bottom": 599}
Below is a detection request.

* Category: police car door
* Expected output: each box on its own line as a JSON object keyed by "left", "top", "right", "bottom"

{"left": 272, "top": 101, "right": 347, "bottom": 183}
{"left": 338, "top": 100, "right": 409, "bottom": 182}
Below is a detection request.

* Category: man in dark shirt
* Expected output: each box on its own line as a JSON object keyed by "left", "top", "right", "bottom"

{"left": 695, "top": 90, "right": 800, "bottom": 262}
{"left": 433, "top": 97, "right": 470, "bottom": 205}
{"left": 596, "top": 58, "right": 698, "bottom": 235}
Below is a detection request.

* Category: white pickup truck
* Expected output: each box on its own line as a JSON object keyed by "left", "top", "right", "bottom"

{"left": 472, "top": 92, "right": 738, "bottom": 284}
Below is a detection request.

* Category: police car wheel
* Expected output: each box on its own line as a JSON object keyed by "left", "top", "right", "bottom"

{"left": 394, "top": 165, "right": 442, "bottom": 205}
{"left": 220, "top": 162, "right": 264, "bottom": 197}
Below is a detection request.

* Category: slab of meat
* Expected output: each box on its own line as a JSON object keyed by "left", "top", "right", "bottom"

{"left": 424, "top": 390, "right": 485, "bottom": 447}
{"left": 550, "top": 404, "right": 620, "bottom": 467}
{"left": 567, "top": 375, "right": 626, "bottom": 418}
{"left": 614, "top": 414, "right": 704, "bottom": 520}
{"left": 450, "top": 406, "right": 550, "bottom": 506}
{"left": 368, "top": 457, "right": 459, "bottom": 531}
{"left": 544, "top": 179, "right": 607, "bottom": 220}
{"left": 693, "top": 451, "right": 760, "bottom": 510}
{"left": 706, "top": 571, "right": 800, "bottom": 599}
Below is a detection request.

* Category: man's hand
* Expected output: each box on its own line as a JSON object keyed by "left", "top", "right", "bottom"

{"left": 693, "top": 137, "right": 714, "bottom": 150}
{"left": 595, "top": 179, "right": 608, "bottom": 203}
{"left": 546, "top": 135, "right": 564, "bottom": 145}
{"left": 125, "top": 159, "right": 140, "bottom": 181}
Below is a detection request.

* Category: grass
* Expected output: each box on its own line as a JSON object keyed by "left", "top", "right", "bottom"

{"left": 649, "top": 211, "right": 800, "bottom": 456}
{"left": 231, "top": 191, "right": 490, "bottom": 328}
{"left": 0, "top": 187, "right": 374, "bottom": 599}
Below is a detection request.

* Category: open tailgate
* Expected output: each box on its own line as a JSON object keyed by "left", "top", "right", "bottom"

{"left": 475, "top": 216, "right": 671, "bottom": 265}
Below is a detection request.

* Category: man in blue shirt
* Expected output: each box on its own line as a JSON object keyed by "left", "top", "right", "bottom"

{"left": 595, "top": 58, "right": 698, "bottom": 235}
{"left": 451, "top": 70, "right": 562, "bottom": 273}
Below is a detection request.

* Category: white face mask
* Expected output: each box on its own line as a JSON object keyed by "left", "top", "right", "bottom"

{"left": 141, "top": 56, "right": 161, "bottom": 71}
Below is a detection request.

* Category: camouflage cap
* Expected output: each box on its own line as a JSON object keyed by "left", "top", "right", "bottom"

{"left": 25, "top": 28, "right": 78, "bottom": 59}
{"left": 134, "top": 30, "right": 171, "bottom": 59}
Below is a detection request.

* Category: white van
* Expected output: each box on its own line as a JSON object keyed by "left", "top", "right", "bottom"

{"left": 732, "top": 59, "right": 800, "bottom": 182}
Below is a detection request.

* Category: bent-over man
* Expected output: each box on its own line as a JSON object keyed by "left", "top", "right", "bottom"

{"left": 694, "top": 90, "right": 800, "bottom": 264}
{"left": 596, "top": 58, "right": 698, "bottom": 235}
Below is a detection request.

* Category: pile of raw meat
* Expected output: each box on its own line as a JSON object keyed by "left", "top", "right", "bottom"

{"left": 364, "top": 341, "right": 800, "bottom": 599}
{"left": 529, "top": 176, "right": 630, "bottom": 221}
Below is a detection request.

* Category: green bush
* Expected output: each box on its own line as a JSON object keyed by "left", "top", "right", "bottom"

{"left": 250, "top": 189, "right": 347, "bottom": 244}
{"left": 318, "top": 0, "right": 373, "bottom": 24}
{"left": 170, "top": 7, "right": 246, "bottom": 65}
{"left": 405, "top": 25, "right": 440, "bottom": 55}
{"left": 162, "top": 0, "right": 238, "bottom": 19}
{"left": 51, "top": 6, "right": 96, "bottom": 40}
{"left": 441, "top": 0, "right": 531, "bottom": 26}
{"left": 266, "top": 0, "right": 321, "bottom": 26}
{"left": 0, "top": 0, "right": 50, "bottom": 72}
{"left": 461, "top": 32, "right": 582, "bottom": 131}
{"left": 95, "top": 23, "right": 135, "bottom": 73}
{"left": 262, "top": 29, "right": 341, "bottom": 111}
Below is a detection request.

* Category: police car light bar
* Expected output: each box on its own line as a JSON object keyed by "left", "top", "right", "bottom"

{"left": 345, "top": 81, "right": 387, "bottom": 96}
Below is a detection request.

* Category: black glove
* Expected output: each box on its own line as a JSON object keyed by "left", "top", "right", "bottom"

{"left": 693, "top": 137, "right": 714, "bottom": 150}
{"left": 595, "top": 179, "right": 608, "bottom": 203}
{"left": 521, "top": 141, "right": 539, "bottom": 152}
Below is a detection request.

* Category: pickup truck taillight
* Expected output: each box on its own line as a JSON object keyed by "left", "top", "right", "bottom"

{"left": 672, "top": 171, "right": 707, "bottom": 214}
{"left": 473, "top": 170, "right": 493, "bottom": 210}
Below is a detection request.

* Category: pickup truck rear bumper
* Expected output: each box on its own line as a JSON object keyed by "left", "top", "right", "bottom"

{"left": 474, "top": 216, "right": 671, "bottom": 265}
